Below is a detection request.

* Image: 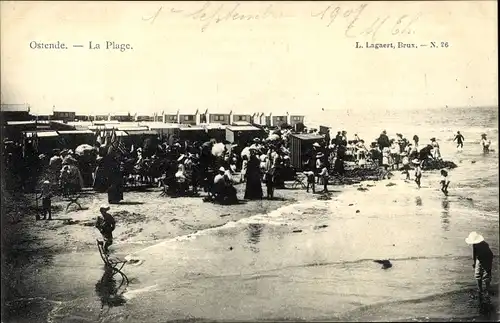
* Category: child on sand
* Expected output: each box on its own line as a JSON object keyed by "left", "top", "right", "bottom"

{"left": 465, "top": 232, "right": 494, "bottom": 301}
{"left": 440, "top": 169, "right": 450, "bottom": 196}
{"left": 39, "top": 180, "right": 53, "bottom": 221}
{"left": 401, "top": 152, "right": 410, "bottom": 180}
{"left": 413, "top": 159, "right": 422, "bottom": 188}
{"left": 304, "top": 170, "right": 315, "bottom": 193}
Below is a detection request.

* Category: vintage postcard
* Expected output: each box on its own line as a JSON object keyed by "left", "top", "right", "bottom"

{"left": 1, "top": 1, "right": 498, "bottom": 322}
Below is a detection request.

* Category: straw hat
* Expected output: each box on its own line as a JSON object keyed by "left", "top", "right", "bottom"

{"left": 219, "top": 166, "right": 225, "bottom": 172}
{"left": 100, "top": 204, "right": 110, "bottom": 211}
{"left": 465, "top": 231, "right": 484, "bottom": 245}
{"left": 43, "top": 180, "right": 50, "bottom": 184}
{"left": 313, "top": 142, "right": 321, "bottom": 148}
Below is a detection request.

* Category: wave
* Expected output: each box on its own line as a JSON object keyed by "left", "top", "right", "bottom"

{"left": 125, "top": 200, "right": 325, "bottom": 261}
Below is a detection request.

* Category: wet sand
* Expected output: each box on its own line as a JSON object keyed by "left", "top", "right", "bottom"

{"left": 2, "top": 176, "right": 498, "bottom": 322}
{"left": 1, "top": 181, "right": 315, "bottom": 322}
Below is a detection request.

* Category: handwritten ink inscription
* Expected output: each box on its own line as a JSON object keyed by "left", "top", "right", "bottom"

{"left": 311, "top": 3, "right": 422, "bottom": 42}
{"left": 142, "top": 2, "right": 283, "bottom": 32}
{"left": 142, "top": 2, "right": 423, "bottom": 42}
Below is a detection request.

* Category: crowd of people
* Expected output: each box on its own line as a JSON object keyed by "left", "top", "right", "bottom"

{"left": 2, "top": 126, "right": 494, "bottom": 210}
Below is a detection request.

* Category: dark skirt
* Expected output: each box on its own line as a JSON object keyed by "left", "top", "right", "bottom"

{"left": 244, "top": 175, "right": 263, "bottom": 200}
{"left": 107, "top": 184, "right": 123, "bottom": 203}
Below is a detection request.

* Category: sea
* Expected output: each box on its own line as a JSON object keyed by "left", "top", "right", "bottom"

{"left": 10, "top": 106, "right": 500, "bottom": 322}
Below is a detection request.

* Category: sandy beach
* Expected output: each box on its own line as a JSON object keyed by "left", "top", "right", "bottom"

{"left": 1, "top": 180, "right": 314, "bottom": 322}
{"left": 2, "top": 166, "right": 498, "bottom": 322}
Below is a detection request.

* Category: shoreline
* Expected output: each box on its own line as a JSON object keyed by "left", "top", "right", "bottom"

{"left": 1, "top": 180, "right": 325, "bottom": 322}
{"left": 3, "top": 165, "right": 498, "bottom": 322}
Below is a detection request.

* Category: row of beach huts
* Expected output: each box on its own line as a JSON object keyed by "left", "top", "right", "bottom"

{"left": 2, "top": 104, "right": 315, "bottom": 156}
{"left": 1, "top": 104, "right": 305, "bottom": 128}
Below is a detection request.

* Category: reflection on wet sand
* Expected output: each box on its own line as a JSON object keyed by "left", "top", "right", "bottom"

{"left": 441, "top": 199, "right": 450, "bottom": 231}
{"left": 95, "top": 266, "right": 127, "bottom": 313}
{"left": 247, "top": 223, "right": 265, "bottom": 253}
{"left": 415, "top": 196, "right": 423, "bottom": 207}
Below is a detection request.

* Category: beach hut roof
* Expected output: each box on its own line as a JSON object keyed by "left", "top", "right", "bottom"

{"left": 117, "top": 126, "right": 149, "bottom": 132}
{"left": 267, "top": 109, "right": 289, "bottom": 116}
{"left": 139, "top": 122, "right": 179, "bottom": 129}
{"left": 162, "top": 109, "right": 180, "bottom": 115}
{"left": 227, "top": 125, "right": 260, "bottom": 131}
{"left": 24, "top": 130, "right": 59, "bottom": 138}
{"left": 232, "top": 121, "right": 252, "bottom": 126}
{"left": 58, "top": 130, "right": 94, "bottom": 135}
{"left": 1, "top": 104, "right": 30, "bottom": 112}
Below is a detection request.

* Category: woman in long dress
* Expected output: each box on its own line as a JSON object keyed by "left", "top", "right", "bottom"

{"left": 244, "top": 149, "right": 263, "bottom": 200}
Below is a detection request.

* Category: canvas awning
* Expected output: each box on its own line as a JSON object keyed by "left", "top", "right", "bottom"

{"left": 58, "top": 130, "right": 94, "bottom": 135}
{"left": 24, "top": 131, "right": 59, "bottom": 138}
{"left": 124, "top": 130, "right": 157, "bottom": 136}
{"left": 226, "top": 125, "right": 260, "bottom": 131}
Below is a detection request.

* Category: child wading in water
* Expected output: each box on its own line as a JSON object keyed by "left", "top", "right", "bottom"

{"left": 465, "top": 232, "right": 494, "bottom": 302}
{"left": 440, "top": 169, "right": 450, "bottom": 196}
{"left": 413, "top": 159, "right": 422, "bottom": 188}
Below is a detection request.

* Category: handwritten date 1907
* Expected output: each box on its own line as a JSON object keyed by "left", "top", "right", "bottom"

{"left": 311, "top": 3, "right": 422, "bottom": 42}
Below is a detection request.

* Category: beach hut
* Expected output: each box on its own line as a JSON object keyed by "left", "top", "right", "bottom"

{"left": 251, "top": 112, "right": 265, "bottom": 126}
{"left": 204, "top": 123, "right": 227, "bottom": 142}
{"left": 4, "top": 121, "right": 53, "bottom": 142}
{"left": 162, "top": 109, "right": 180, "bottom": 124}
{"left": 135, "top": 113, "right": 154, "bottom": 122}
{"left": 1, "top": 103, "right": 31, "bottom": 122}
{"left": 179, "top": 109, "right": 200, "bottom": 126}
{"left": 23, "top": 130, "right": 60, "bottom": 154}
{"left": 288, "top": 133, "right": 325, "bottom": 170}
{"left": 231, "top": 110, "right": 253, "bottom": 125}
{"left": 52, "top": 109, "right": 76, "bottom": 122}
{"left": 94, "top": 113, "right": 111, "bottom": 121}
{"left": 111, "top": 112, "right": 133, "bottom": 122}
{"left": 141, "top": 122, "right": 180, "bottom": 140}
{"left": 225, "top": 125, "right": 265, "bottom": 145}
{"left": 57, "top": 130, "right": 95, "bottom": 149}
{"left": 178, "top": 126, "right": 209, "bottom": 143}
{"left": 206, "top": 108, "right": 231, "bottom": 125}
{"left": 270, "top": 111, "right": 289, "bottom": 128}
{"left": 288, "top": 112, "right": 305, "bottom": 126}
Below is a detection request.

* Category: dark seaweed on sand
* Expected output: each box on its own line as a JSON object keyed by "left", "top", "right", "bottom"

{"left": 422, "top": 159, "right": 458, "bottom": 170}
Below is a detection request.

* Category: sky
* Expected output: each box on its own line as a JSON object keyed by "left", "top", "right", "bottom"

{"left": 1, "top": 1, "right": 497, "bottom": 115}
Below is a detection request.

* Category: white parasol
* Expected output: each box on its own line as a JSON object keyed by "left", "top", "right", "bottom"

{"left": 75, "top": 144, "right": 96, "bottom": 156}
{"left": 211, "top": 142, "right": 225, "bottom": 157}
{"left": 268, "top": 134, "right": 280, "bottom": 141}
{"left": 241, "top": 147, "right": 251, "bottom": 159}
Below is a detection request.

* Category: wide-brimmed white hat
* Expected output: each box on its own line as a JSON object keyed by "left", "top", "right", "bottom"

{"left": 313, "top": 142, "right": 321, "bottom": 148}
{"left": 219, "top": 167, "right": 225, "bottom": 172}
{"left": 100, "top": 204, "right": 110, "bottom": 211}
{"left": 465, "top": 231, "right": 484, "bottom": 244}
